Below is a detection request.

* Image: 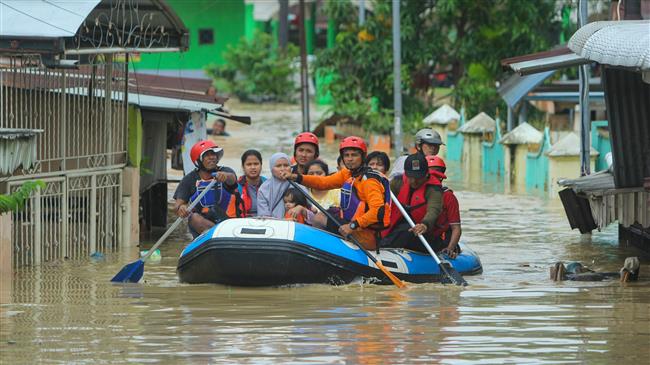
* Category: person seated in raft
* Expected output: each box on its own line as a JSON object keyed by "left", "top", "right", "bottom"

{"left": 426, "top": 155, "right": 462, "bottom": 259}
{"left": 336, "top": 155, "right": 345, "bottom": 172}
{"left": 235, "top": 149, "right": 267, "bottom": 217}
{"left": 379, "top": 153, "right": 443, "bottom": 253}
{"left": 173, "top": 140, "right": 238, "bottom": 237}
{"left": 282, "top": 188, "right": 314, "bottom": 224}
{"left": 209, "top": 118, "right": 230, "bottom": 137}
{"left": 366, "top": 151, "right": 391, "bottom": 175}
{"left": 291, "top": 132, "right": 320, "bottom": 175}
{"left": 257, "top": 152, "right": 309, "bottom": 219}
{"left": 390, "top": 128, "right": 444, "bottom": 179}
{"left": 304, "top": 160, "right": 340, "bottom": 212}
{"left": 282, "top": 136, "right": 391, "bottom": 250}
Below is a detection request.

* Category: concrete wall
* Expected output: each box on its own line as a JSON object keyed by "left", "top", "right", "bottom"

{"left": 431, "top": 125, "right": 448, "bottom": 160}
{"left": 548, "top": 156, "right": 597, "bottom": 196}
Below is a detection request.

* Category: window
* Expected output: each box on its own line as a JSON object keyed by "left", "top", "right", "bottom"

{"left": 199, "top": 29, "right": 214, "bottom": 45}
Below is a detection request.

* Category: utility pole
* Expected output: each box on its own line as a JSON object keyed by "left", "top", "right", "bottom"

{"left": 278, "top": 0, "right": 289, "bottom": 51}
{"left": 578, "top": 0, "right": 590, "bottom": 176}
{"left": 392, "top": 0, "right": 403, "bottom": 155}
{"left": 299, "top": 0, "right": 310, "bottom": 132}
{"left": 359, "top": 0, "right": 366, "bottom": 25}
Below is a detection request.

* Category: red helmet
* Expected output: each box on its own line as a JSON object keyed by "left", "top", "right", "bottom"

{"left": 339, "top": 136, "right": 367, "bottom": 154}
{"left": 426, "top": 155, "right": 446, "bottom": 170}
{"left": 190, "top": 140, "right": 223, "bottom": 167}
{"left": 294, "top": 132, "right": 319, "bottom": 157}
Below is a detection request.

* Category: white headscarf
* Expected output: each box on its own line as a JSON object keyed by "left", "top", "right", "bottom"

{"left": 257, "top": 153, "right": 290, "bottom": 218}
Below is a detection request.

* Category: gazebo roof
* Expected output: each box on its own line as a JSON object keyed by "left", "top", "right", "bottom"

{"left": 423, "top": 104, "right": 460, "bottom": 125}
{"left": 458, "top": 112, "right": 496, "bottom": 134}
{"left": 547, "top": 132, "right": 598, "bottom": 157}
{"left": 499, "top": 122, "right": 543, "bottom": 145}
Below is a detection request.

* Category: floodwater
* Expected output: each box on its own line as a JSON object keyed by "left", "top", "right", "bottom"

{"left": 2, "top": 102, "right": 649, "bottom": 364}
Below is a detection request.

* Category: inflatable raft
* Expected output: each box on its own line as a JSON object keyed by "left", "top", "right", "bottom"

{"left": 177, "top": 218, "right": 482, "bottom": 286}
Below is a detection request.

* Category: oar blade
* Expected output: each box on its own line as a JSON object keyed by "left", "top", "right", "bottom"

{"left": 439, "top": 262, "right": 468, "bottom": 286}
{"left": 375, "top": 261, "right": 407, "bottom": 288}
{"left": 111, "top": 260, "right": 145, "bottom": 283}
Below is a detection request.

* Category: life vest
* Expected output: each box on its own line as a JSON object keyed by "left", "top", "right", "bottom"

{"left": 284, "top": 211, "right": 306, "bottom": 224}
{"left": 228, "top": 176, "right": 266, "bottom": 217}
{"left": 340, "top": 169, "right": 391, "bottom": 229}
{"left": 432, "top": 186, "right": 454, "bottom": 240}
{"left": 190, "top": 178, "right": 233, "bottom": 216}
{"left": 382, "top": 173, "right": 442, "bottom": 237}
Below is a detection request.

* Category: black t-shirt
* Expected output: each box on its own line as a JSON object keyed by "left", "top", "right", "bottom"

{"left": 173, "top": 167, "right": 238, "bottom": 203}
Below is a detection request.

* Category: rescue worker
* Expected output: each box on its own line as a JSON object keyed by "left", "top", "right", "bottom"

{"left": 282, "top": 136, "right": 391, "bottom": 250}
{"left": 173, "top": 140, "right": 238, "bottom": 237}
{"left": 292, "top": 132, "right": 320, "bottom": 175}
{"left": 389, "top": 128, "right": 444, "bottom": 178}
{"left": 381, "top": 153, "right": 443, "bottom": 252}
{"left": 426, "top": 155, "right": 461, "bottom": 258}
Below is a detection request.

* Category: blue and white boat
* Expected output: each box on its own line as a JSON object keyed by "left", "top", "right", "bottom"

{"left": 177, "top": 218, "right": 482, "bottom": 286}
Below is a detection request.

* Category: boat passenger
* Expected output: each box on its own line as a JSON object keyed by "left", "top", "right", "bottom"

{"left": 292, "top": 132, "right": 320, "bottom": 175}
{"left": 282, "top": 188, "right": 313, "bottom": 224}
{"left": 336, "top": 155, "right": 344, "bottom": 171}
{"left": 389, "top": 128, "right": 444, "bottom": 179}
{"left": 366, "top": 151, "right": 390, "bottom": 175}
{"left": 426, "top": 156, "right": 461, "bottom": 258}
{"left": 173, "top": 140, "right": 238, "bottom": 237}
{"left": 282, "top": 136, "right": 391, "bottom": 250}
{"left": 304, "top": 160, "right": 340, "bottom": 210}
{"left": 258, "top": 153, "right": 309, "bottom": 218}
{"left": 380, "top": 153, "right": 443, "bottom": 252}
{"left": 235, "top": 149, "right": 267, "bottom": 217}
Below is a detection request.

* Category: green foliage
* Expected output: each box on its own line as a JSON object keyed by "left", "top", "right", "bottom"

{"left": 205, "top": 32, "right": 299, "bottom": 102}
{"left": 316, "top": 0, "right": 560, "bottom": 130}
{"left": 0, "top": 180, "right": 45, "bottom": 214}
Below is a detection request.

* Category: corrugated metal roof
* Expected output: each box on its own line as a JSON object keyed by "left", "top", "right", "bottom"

{"left": 499, "top": 122, "right": 543, "bottom": 145}
{"left": 498, "top": 70, "right": 555, "bottom": 108}
{"left": 501, "top": 47, "right": 589, "bottom": 76}
{"left": 422, "top": 104, "right": 460, "bottom": 125}
{"left": 602, "top": 67, "right": 650, "bottom": 188}
{"left": 0, "top": 128, "right": 42, "bottom": 175}
{"left": 0, "top": 128, "right": 44, "bottom": 139}
{"left": 558, "top": 170, "right": 615, "bottom": 191}
{"left": 547, "top": 132, "right": 599, "bottom": 157}
{"left": 0, "top": 0, "right": 100, "bottom": 38}
{"left": 457, "top": 112, "right": 496, "bottom": 134}
{"left": 569, "top": 20, "right": 650, "bottom": 71}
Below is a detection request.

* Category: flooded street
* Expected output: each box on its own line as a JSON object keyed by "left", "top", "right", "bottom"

{"left": 1, "top": 103, "right": 649, "bottom": 364}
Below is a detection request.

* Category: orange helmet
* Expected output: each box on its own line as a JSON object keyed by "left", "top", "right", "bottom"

{"left": 190, "top": 140, "right": 223, "bottom": 167}
{"left": 294, "top": 132, "right": 319, "bottom": 157}
{"left": 339, "top": 136, "right": 367, "bottom": 154}
{"left": 426, "top": 155, "right": 446, "bottom": 173}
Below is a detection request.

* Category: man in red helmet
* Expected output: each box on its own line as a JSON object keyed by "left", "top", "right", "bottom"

{"left": 282, "top": 136, "right": 391, "bottom": 250}
{"left": 292, "top": 132, "right": 319, "bottom": 175}
{"left": 173, "top": 140, "right": 238, "bottom": 237}
{"left": 426, "top": 155, "right": 461, "bottom": 258}
{"left": 380, "top": 153, "right": 443, "bottom": 252}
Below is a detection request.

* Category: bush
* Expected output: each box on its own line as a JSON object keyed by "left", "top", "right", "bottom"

{"left": 205, "top": 32, "right": 298, "bottom": 103}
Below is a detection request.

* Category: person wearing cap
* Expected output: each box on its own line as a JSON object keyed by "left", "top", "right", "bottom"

{"left": 389, "top": 128, "right": 445, "bottom": 179}
{"left": 282, "top": 136, "right": 391, "bottom": 250}
{"left": 380, "top": 153, "right": 443, "bottom": 252}
{"left": 426, "top": 156, "right": 461, "bottom": 258}
{"left": 173, "top": 140, "right": 238, "bottom": 237}
{"left": 292, "top": 132, "right": 320, "bottom": 175}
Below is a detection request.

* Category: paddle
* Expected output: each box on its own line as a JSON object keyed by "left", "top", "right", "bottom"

{"left": 288, "top": 180, "right": 406, "bottom": 288}
{"left": 111, "top": 179, "right": 218, "bottom": 283}
{"left": 389, "top": 191, "right": 468, "bottom": 286}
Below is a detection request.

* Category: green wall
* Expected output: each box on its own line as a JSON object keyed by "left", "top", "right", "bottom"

{"left": 137, "top": 0, "right": 246, "bottom": 72}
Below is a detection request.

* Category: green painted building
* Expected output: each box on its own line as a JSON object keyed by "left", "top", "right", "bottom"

{"left": 137, "top": 0, "right": 264, "bottom": 77}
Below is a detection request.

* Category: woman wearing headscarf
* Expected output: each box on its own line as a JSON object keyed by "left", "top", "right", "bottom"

{"left": 257, "top": 152, "right": 309, "bottom": 219}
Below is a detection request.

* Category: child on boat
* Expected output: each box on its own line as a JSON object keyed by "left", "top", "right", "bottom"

{"left": 283, "top": 188, "right": 313, "bottom": 224}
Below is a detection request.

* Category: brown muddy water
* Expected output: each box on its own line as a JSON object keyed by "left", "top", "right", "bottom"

{"left": 1, "top": 103, "right": 649, "bottom": 364}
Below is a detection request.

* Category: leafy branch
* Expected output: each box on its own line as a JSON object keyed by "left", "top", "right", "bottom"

{"left": 0, "top": 180, "right": 45, "bottom": 214}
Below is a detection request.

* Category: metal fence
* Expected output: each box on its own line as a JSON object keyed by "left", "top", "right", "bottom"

{"left": 1, "top": 54, "right": 128, "bottom": 267}
{"left": 9, "top": 171, "right": 122, "bottom": 268}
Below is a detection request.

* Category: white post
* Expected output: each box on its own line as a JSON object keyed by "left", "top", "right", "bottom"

{"left": 392, "top": 0, "right": 403, "bottom": 155}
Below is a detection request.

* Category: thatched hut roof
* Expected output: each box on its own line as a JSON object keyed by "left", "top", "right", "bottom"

{"left": 458, "top": 112, "right": 496, "bottom": 134}
{"left": 547, "top": 132, "right": 599, "bottom": 157}
{"left": 499, "top": 122, "right": 543, "bottom": 145}
{"left": 423, "top": 104, "right": 460, "bottom": 125}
